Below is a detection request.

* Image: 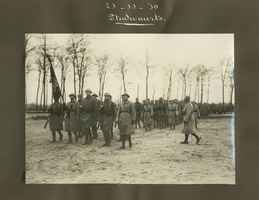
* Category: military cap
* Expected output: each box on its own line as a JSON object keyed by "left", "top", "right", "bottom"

{"left": 92, "top": 93, "right": 98, "bottom": 97}
{"left": 173, "top": 99, "right": 178, "bottom": 102}
{"left": 170, "top": 100, "right": 174, "bottom": 103}
{"left": 85, "top": 89, "right": 92, "bottom": 93}
{"left": 122, "top": 92, "right": 130, "bottom": 97}
{"left": 77, "top": 94, "right": 83, "bottom": 98}
{"left": 184, "top": 96, "right": 191, "bottom": 101}
{"left": 69, "top": 93, "right": 76, "bottom": 98}
{"left": 104, "top": 92, "right": 111, "bottom": 96}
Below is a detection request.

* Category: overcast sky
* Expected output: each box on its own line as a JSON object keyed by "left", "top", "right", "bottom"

{"left": 26, "top": 34, "right": 234, "bottom": 104}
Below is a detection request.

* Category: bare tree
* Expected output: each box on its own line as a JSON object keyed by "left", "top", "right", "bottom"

{"left": 178, "top": 63, "right": 192, "bottom": 99}
{"left": 117, "top": 56, "right": 130, "bottom": 93}
{"left": 199, "top": 65, "right": 210, "bottom": 103}
{"left": 35, "top": 57, "right": 43, "bottom": 110}
{"left": 96, "top": 52, "right": 110, "bottom": 101}
{"left": 164, "top": 64, "right": 176, "bottom": 100}
{"left": 228, "top": 56, "right": 234, "bottom": 104}
{"left": 152, "top": 83, "right": 157, "bottom": 101}
{"left": 216, "top": 57, "right": 232, "bottom": 104}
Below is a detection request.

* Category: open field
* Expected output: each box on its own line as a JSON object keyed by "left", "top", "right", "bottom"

{"left": 25, "top": 113, "right": 235, "bottom": 184}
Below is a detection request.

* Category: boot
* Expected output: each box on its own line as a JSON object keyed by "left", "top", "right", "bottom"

{"left": 50, "top": 131, "right": 57, "bottom": 143}
{"left": 89, "top": 130, "right": 93, "bottom": 144}
{"left": 138, "top": 121, "right": 141, "bottom": 128}
{"left": 66, "top": 132, "right": 73, "bottom": 144}
{"left": 192, "top": 134, "right": 201, "bottom": 144}
{"left": 173, "top": 123, "right": 175, "bottom": 130}
{"left": 82, "top": 130, "right": 88, "bottom": 145}
{"left": 128, "top": 135, "right": 132, "bottom": 148}
{"left": 119, "top": 135, "right": 126, "bottom": 149}
{"left": 74, "top": 132, "right": 78, "bottom": 142}
{"left": 57, "top": 130, "right": 63, "bottom": 141}
{"left": 180, "top": 134, "right": 189, "bottom": 144}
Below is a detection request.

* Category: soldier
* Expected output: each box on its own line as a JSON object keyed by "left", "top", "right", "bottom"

{"left": 47, "top": 96, "right": 63, "bottom": 143}
{"left": 192, "top": 101, "right": 200, "bottom": 129}
{"left": 141, "top": 99, "right": 153, "bottom": 131}
{"left": 164, "top": 100, "right": 169, "bottom": 127}
{"left": 64, "top": 94, "right": 79, "bottom": 144}
{"left": 99, "top": 93, "right": 117, "bottom": 146}
{"left": 77, "top": 94, "right": 84, "bottom": 138}
{"left": 157, "top": 97, "right": 168, "bottom": 129}
{"left": 153, "top": 100, "right": 159, "bottom": 128}
{"left": 167, "top": 100, "right": 177, "bottom": 130}
{"left": 118, "top": 93, "right": 136, "bottom": 149}
{"left": 141, "top": 100, "right": 146, "bottom": 128}
{"left": 134, "top": 98, "right": 142, "bottom": 129}
{"left": 91, "top": 93, "right": 100, "bottom": 139}
{"left": 180, "top": 96, "right": 201, "bottom": 144}
{"left": 109, "top": 94, "right": 116, "bottom": 139}
{"left": 80, "top": 89, "right": 98, "bottom": 145}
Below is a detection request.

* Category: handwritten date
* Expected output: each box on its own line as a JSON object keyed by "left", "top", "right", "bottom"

{"left": 105, "top": 2, "right": 161, "bottom": 10}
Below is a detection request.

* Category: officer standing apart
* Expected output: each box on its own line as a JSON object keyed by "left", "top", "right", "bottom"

{"left": 181, "top": 96, "right": 201, "bottom": 144}
{"left": 48, "top": 96, "right": 64, "bottom": 143}
{"left": 64, "top": 94, "right": 80, "bottom": 144}
{"left": 100, "top": 93, "right": 117, "bottom": 146}
{"left": 118, "top": 93, "right": 136, "bottom": 149}
{"left": 80, "top": 89, "right": 98, "bottom": 145}
{"left": 141, "top": 99, "right": 153, "bottom": 131}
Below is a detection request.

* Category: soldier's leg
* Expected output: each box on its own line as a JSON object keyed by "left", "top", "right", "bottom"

{"left": 92, "top": 125, "right": 97, "bottom": 139}
{"left": 169, "top": 123, "right": 172, "bottom": 130}
{"left": 138, "top": 120, "right": 141, "bottom": 128}
{"left": 180, "top": 134, "right": 189, "bottom": 144}
{"left": 110, "top": 125, "right": 114, "bottom": 139}
{"left": 57, "top": 130, "right": 63, "bottom": 141}
{"left": 173, "top": 123, "right": 175, "bottom": 130}
{"left": 73, "top": 132, "right": 78, "bottom": 142}
{"left": 67, "top": 131, "right": 72, "bottom": 144}
{"left": 128, "top": 134, "right": 132, "bottom": 147}
{"left": 82, "top": 128, "right": 90, "bottom": 145}
{"left": 106, "top": 130, "right": 111, "bottom": 146}
{"left": 102, "top": 129, "right": 107, "bottom": 146}
{"left": 119, "top": 135, "right": 126, "bottom": 149}
{"left": 89, "top": 128, "right": 93, "bottom": 144}
{"left": 50, "top": 131, "right": 57, "bottom": 143}
{"left": 192, "top": 133, "right": 201, "bottom": 144}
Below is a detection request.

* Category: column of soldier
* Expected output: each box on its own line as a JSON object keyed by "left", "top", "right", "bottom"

{"left": 47, "top": 88, "right": 206, "bottom": 149}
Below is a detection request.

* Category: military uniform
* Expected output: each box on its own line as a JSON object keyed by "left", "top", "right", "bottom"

{"left": 134, "top": 100, "right": 142, "bottom": 129}
{"left": 141, "top": 101, "right": 153, "bottom": 131}
{"left": 100, "top": 93, "right": 117, "bottom": 146}
{"left": 77, "top": 94, "right": 84, "bottom": 138}
{"left": 118, "top": 93, "right": 136, "bottom": 149}
{"left": 153, "top": 100, "right": 159, "bottom": 128}
{"left": 80, "top": 89, "right": 98, "bottom": 145}
{"left": 157, "top": 98, "right": 168, "bottom": 129}
{"left": 91, "top": 93, "right": 100, "bottom": 139}
{"left": 48, "top": 101, "right": 63, "bottom": 142}
{"left": 167, "top": 100, "right": 177, "bottom": 130}
{"left": 64, "top": 94, "right": 80, "bottom": 143}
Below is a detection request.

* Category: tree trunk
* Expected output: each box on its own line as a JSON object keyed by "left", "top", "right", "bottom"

{"left": 43, "top": 34, "right": 46, "bottom": 113}
{"left": 46, "top": 77, "right": 48, "bottom": 109}
{"left": 177, "top": 78, "right": 179, "bottom": 99}
{"left": 207, "top": 77, "right": 210, "bottom": 103}
{"left": 195, "top": 80, "right": 198, "bottom": 101}
{"left": 40, "top": 84, "right": 43, "bottom": 110}
{"left": 122, "top": 72, "right": 126, "bottom": 93}
{"left": 98, "top": 76, "right": 102, "bottom": 100}
{"left": 146, "top": 70, "right": 149, "bottom": 99}
{"left": 197, "top": 80, "right": 200, "bottom": 102}
{"left": 36, "top": 70, "right": 41, "bottom": 110}
{"left": 167, "top": 74, "right": 172, "bottom": 100}
{"left": 137, "top": 83, "right": 139, "bottom": 98}
{"left": 82, "top": 74, "right": 85, "bottom": 96}
{"left": 222, "top": 81, "right": 225, "bottom": 105}
{"left": 63, "top": 78, "right": 66, "bottom": 102}
{"left": 73, "top": 56, "right": 76, "bottom": 95}
{"left": 189, "top": 84, "right": 191, "bottom": 97}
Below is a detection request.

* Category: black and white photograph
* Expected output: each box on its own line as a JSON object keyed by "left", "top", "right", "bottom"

{"left": 25, "top": 34, "right": 235, "bottom": 184}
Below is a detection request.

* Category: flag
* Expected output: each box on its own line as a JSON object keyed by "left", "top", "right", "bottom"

{"left": 50, "top": 63, "right": 61, "bottom": 100}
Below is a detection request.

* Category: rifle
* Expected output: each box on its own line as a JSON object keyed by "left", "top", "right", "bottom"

{"left": 44, "top": 114, "right": 52, "bottom": 128}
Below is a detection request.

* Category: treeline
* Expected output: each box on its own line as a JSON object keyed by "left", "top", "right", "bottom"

{"left": 25, "top": 34, "right": 234, "bottom": 112}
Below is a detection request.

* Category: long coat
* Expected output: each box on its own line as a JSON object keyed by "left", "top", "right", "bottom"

{"left": 134, "top": 101, "right": 142, "bottom": 121}
{"left": 48, "top": 102, "right": 63, "bottom": 131}
{"left": 142, "top": 104, "right": 153, "bottom": 125}
{"left": 167, "top": 103, "right": 177, "bottom": 124}
{"left": 118, "top": 100, "right": 136, "bottom": 135}
{"left": 65, "top": 101, "right": 79, "bottom": 132}
{"left": 193, "top": 103, "right": 200, "bottom": 125}
{"left": 182, "top": 102, "right": 197, "bottom": 134}
{"left": 80, "top": 95, "right": 98, "bottom": 129}
{"left": 100, "top": 99, "right": 117, "bottom": 132}
{"left": 92, "top": 98, "right": 100, "bottom": 126}
{"left": 157, "top": 101, "right": 167, "bottom": 122}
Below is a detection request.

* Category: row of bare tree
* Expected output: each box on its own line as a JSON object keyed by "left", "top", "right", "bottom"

{"left": 25, "top": 34, "right": 234, "bottom": 112}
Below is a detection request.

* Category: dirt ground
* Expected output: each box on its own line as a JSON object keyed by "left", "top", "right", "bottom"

{"left": 25, "top": 113, "right": 235, "bottom": 184}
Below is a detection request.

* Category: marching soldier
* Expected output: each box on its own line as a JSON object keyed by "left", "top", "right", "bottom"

{"left": 134, "top": 98, "right": 142, "bottom": 129}
{"left": 180, "top": 96, "right": 201, "bottom": 144}
{"left": 167, "top": 100, "right": 177, "bottom": 130}
{"left": 47, "top": 96, "right": 64, "bottom": 143}
{"left": 141, "top": 99, "right": 153, "bottom": 131}
{"left": 118, "top": 93, "right": 136, "bottom": 149}
{"left": 192, "top": 101, "right": 200, "bottom": 129}
{"left": 91, "top": 93, "right": 100, "bottom": 139}
{"left": 77, "top": 94, "right": 84, "bottom": 138}
{"left": 64, "top": 94, "right": 79, "bottom": 144}
{"left": 99, "top": 93, "right": 117, "bottom": 146}
{"left": 80, "top": 89, "right": 98, "bottom": 145}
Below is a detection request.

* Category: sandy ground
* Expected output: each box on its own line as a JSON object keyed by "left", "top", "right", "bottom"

{"left": 25, "top": 113, "right": 235, "bottom": 184}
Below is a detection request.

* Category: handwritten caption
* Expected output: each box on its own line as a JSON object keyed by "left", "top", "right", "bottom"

{"left": 105, "top": 2, "right": 166, "bottom": 26}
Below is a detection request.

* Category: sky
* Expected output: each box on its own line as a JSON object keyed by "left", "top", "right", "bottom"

{"left": 26, "top": 34, "right": 234, "bottom": 104}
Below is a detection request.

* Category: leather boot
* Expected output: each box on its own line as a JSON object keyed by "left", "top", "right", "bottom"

{"left": 57, "top": 131, "right": 63, "bottom": 141}
{"left": 82, "top": 130, "right": 88, "bottom": 145}
{"left": 74, "top": 132, "right": 78, "bottom": 142}
{"left": 50, "top": 131, "right": 57, "bottom": 143}
{"left": 66, "top": 132, "right": 72, "bottom": 144}
{"left": 173, "top": 123, "right": 175, "bottom": 130}
{"left": 119, "top": 135, "right": 126, "bottom": 149}
{"left": 128, "top": 135, "right": 132, "bottom": 148}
